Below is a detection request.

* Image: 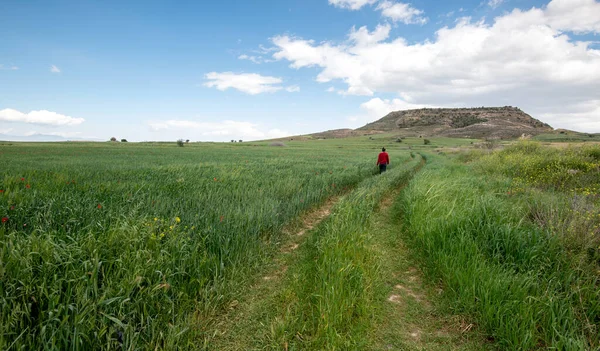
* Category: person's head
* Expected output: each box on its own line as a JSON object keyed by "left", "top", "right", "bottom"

{"left": 382, "top": 147, "right": 386, "bottom": 152}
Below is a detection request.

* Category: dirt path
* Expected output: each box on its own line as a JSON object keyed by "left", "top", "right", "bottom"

{"left": 202, "top": 157, "right": 492, "bottom": 350}
{"left": 201, "top": 195, "right": 342, "bottom": 350}
{"left": 367, "top": 184, "right": 494, "bottom": 351}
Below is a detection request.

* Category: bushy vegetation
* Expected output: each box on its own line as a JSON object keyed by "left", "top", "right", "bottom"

{"left": 400, "top": 145, "right": 600, "bottom": 350}
{"left": 0, "top": 142, "right": 383, "bottom": 349}
{"left": 479, "top": 142, "right": 600, "bottom": 257}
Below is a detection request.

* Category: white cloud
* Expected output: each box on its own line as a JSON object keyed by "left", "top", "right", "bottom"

{"left": 488, "top": 0, "right": 504, "bottom": 9}
{"left": 204, "top": 72, "right": 289, "bottom": 95}
{"left": 0, "top": 128, "right": 14, "bottom": 134}
{"left": 285, "top": 85, "right": 301, "bottom": 92}
{"left": 148, "top": 119, "right": 290, "bottom": 140}
{"left": 328, "top": 0, "right": 377, "bottom": 10}
{"left": 238, "top": 54, "right": 263, "bottom": 64}
{"left": 50, "top": 65, "right": 61, "bottom": 73}
{"left": 23, "top": 131, "right": 83, "bottom": 138}
{"left": 349, "top": 24, "right": 391, "bottom": 46}
{"left": 272, "top": 0, "right": 600, "bottom": 132}
{"left": 545, "top": 0, "right": 600, "bottom": 34}
{"left": 376, "top": 1, "right": 428, "bottom": 24}
{"left": 0, "top": 64, "right": 19, "bottom": 70}
{"left": 327, "top": 87, "right": 336, "bottom": 92}
{"left": 0, "top": 108, "right": 85, "bottom": 126}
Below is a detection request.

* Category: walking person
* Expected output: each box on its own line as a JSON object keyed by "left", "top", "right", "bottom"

{"left": 377, "top": 147, "right": 390, "bottom": 174}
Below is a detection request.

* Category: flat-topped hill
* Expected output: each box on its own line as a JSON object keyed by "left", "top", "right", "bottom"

{"left": 357, "top": 106, "right": 553, "bottom": 139}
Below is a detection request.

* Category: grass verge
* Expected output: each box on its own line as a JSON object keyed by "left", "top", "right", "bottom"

{"left": 399, "top": 152, "right": 599, "bottom": 350}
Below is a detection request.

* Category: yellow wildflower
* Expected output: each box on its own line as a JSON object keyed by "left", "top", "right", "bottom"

{"left": 175, "top": 217, "right": 181, "bottom": 223}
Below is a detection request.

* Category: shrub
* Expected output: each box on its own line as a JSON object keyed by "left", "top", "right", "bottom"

{"left": 395, "top": 138, "right": 402, "bottom": 143}
{"left": 176, "top": 139, "right": 185, "bottom": 147}
{"left": 110, "top": 137, "right": 117, "bottom": 142}
{"left": 482, "top": 137, "right": 499, "bottom": 149}
{"left": 423, "top": 139, "right": 431, "bottom": 145}
{"left": 121, "top": 139, "right": 128, "bottom": 143}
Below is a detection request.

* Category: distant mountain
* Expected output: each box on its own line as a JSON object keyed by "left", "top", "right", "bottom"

{"left": 357, "top": 106, "right": 553, "bottom": 139}
{"left": 0, "top": 134, "right": 102, "bottom": 142}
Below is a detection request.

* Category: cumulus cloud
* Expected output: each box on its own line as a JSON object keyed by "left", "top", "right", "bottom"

{"left": 376, "top": 1, "right": 428, "bottom": 24}
{"left": 50, "top": 65, "right": 61, "bottom": 73}
{"left": 272, "top": 0, "right": 600, "bottom": 132}
{"left": 0, "top": 108, "right": 85, "bottom": 126}
{"left": 148, "top": 119, "right": 290, "bottom": 140}
{"left": 328, "top": 0, "right": 377, "bottom": 10}
{"left": 205, "top": 72, "right": 293, "bottom": 95}
{"left": 545, "top": 0, "right": 600, "bottom": 34}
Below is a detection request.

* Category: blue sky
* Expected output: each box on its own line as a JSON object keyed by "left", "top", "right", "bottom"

{"left": 1, "top": 0, "right": 599, "bottom": 141}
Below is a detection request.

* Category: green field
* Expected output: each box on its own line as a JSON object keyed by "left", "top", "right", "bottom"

{"left": 1, "top": 139, "right": 599, "bottom": 350}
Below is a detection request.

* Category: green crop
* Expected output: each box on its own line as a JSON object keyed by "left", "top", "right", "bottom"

{"left": 0, "top": 141, "right": 394, "bottom": 349}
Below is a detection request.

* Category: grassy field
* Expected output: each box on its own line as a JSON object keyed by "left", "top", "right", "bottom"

{"left": 1, "top": 139, "right": 599, "bottom": 350}
{"left": 0, "top": 141, "right": 404, "bottom": 349}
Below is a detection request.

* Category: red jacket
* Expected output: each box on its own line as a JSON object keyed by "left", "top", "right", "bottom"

{"left": 377, "top": 152, "right": 389, "bottom": 165}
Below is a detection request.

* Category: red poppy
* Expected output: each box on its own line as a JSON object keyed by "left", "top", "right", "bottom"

{"left": 20, "top": 178, "right": 25, "bottom": 181}
{"left": 214, "top": 178, "right": 218, "bottom": 181}
{"left": 219, "top": 215, "right": 224, "bottom": 222}
{"left": 97, "top": 204, "right": 102, "bottom": 209}
{"left": 0, "top": 189, "right": 4, "bottom": 193}
{"left": 1, "top": 217, "right": 7, "bottom": 223}
{"left": 10, "top": 206, "right": 15, "bottom": 210}
{"left": 25, "top": 184, "right": 31, "bottom": 189}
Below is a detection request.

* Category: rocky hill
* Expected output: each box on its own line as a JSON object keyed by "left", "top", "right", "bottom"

{"left": 357, "top": 106, "right": 553, "bottom": 139}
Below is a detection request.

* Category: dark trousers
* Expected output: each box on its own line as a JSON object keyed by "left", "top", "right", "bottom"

{"left": 379, "top": 164, "right": 387, "bottom": 174}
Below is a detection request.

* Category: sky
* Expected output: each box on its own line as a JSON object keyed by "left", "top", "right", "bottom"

{"left": 1, "top": 0, "right": 599, "bottom": 141}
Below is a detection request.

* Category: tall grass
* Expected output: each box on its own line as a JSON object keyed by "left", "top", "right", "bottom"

{"left": 400, "top": 151, "right": 599, "bottom": 350}
{"left": 0, "top": 142, "right": 390, "bottom": 349}
{"left": 269, "top": 155, "right": 423, "bottom": 350}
